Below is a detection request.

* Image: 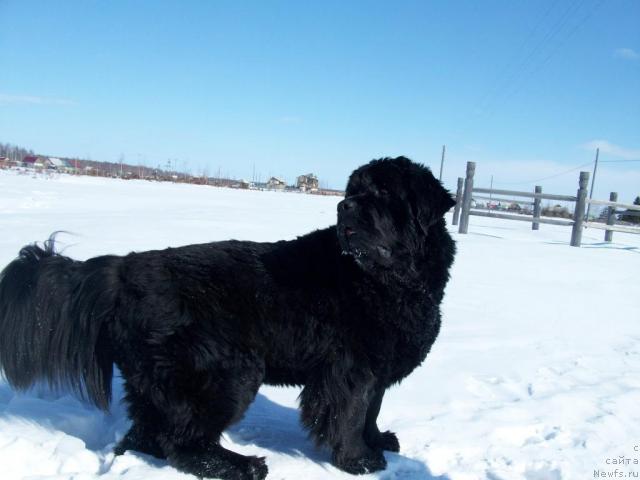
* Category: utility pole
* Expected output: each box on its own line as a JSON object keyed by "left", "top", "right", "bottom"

{"left": 439, "top": 145, "right": 446, "bottom": 181}
{"left": 490, "top": 175, "right": 494, "bottom": 206}
{"left": 586, "top": 148, "right": 599, "bottom": 221}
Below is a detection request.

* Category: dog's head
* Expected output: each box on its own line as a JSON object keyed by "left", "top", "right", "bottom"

{"left": 337, "top": 156, "right": 455, "bottom": 273}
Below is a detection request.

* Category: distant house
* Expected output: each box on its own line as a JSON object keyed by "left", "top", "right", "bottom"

{"left": 23, "top": 156, "right": 49, "bottom": 169}
{"left": 230, "top": 180, "right": 251, "bottom": 189}
{"left": 24, "top": 155, "right": 55, "bottom": 169}
{"left": 22, "top": 155, "right": 40, "bottom": 168}
{"left": 48, "top": 157, "right": 72, "bottom": 172}
{"left": 22, "top": 156, "right": 73, "bottom": 171}
{"left": 296, "top": 173, "right": 319, "bottom": 192}
{"left": 3, "top": 157, "right": 22, "bottom": 168}
{"left": 267, "top": 177, "right": 286, "bottom": 191}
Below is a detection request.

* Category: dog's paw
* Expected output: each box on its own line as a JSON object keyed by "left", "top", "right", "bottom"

{"left": 377, "top": 430, "right": 400, "bottom": 452}
{"left": 334, "top": 448, "right": 387, "bottom": 475}
{"left": 113, "top": 442, "right": 126, "bottom": 456}
{"left": 168, "top": 447, "right": 267, "bottom": 480}
{"left": 365, "top": 430, "right": 400, "bottom": 452}
{"left": 113, "top": 433, "right": 165, "bottom": 459}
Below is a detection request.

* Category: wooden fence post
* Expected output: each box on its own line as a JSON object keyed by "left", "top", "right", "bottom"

{"left": 532, "top": 185, "right": 542, "bottom": 230}
{"left": 605, "top": 192, "right": 618, "bottom": 242}
{"left": 452, "top": 177, "right": 464, "bottom": 226}
{"left": 458, "top": 162, "right": 475, "bottom": 234}
{"left": 570, "top": 171, "right": 590, "bottom": 247}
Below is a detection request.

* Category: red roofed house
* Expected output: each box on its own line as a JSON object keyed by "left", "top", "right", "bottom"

{"left": 22, "top": 156, "right": 50, "bottom": 169}
{"left": 22, "top": 155, "right": 39, "bottom": 167}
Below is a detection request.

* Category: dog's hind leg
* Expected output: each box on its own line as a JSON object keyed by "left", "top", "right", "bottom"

{"left": 363, "top": 387, "right": 400, "bottom": 453}
{"left": 113, "top": 385, "right": 166, "bottom": 458}
{"left": 114, "top": 421, "right": 165, "bottom": 459}
{"left": 300, "top": 364, "right": 387, "bottom": 475}
{"left": 154, "top": 358, "right": 267, "bottom": 480}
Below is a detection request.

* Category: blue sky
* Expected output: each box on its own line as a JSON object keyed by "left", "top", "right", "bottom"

{"left": 1, "top": 0, "right": 638, "bottom": 199}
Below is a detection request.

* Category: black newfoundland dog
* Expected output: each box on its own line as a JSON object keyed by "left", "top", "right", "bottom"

{"left": 0, "top": 156, "right": 455, "bottom": 479}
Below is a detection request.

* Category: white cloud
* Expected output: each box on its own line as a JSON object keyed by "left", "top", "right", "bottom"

{"left": 0, "top": 93, "right": 74, "bottom": 106}
{"left": 614, "top": 48, "right": 639, "bottom": 60}
{"left": 582, "top": 140, "right": 640, "bottom": 161}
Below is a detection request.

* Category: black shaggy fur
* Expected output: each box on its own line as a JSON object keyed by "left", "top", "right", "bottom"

{"left": 0, "top": 156, "right": 456, "bottom": 479}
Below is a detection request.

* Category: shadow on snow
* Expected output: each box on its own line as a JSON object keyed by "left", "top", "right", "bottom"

{"left": 0, "top": 375, "right": 448, "bottom": 479}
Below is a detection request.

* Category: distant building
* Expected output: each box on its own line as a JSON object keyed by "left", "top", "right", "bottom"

{"left": 315, "top": 188, "right": 345, "bottom": 197}
{"left": 22, "top": 155, "right": 41, "bottom": 168}
{"left": 48, "top": 158, "right": 70, "bottom": 171}
{"left": 23, "top": 155, "right": 58, "bottom": 169}
{"left": 230, "top": 180, "right": 251, "bottom": 189}
{"left": 267, "top": 177, "right": 286, "bottom": 191}
{"left": 21, "top": 156, "right": 75, "bottom": 172}
{"left": 296, "top": 173, "right": 319, "bottom": 192}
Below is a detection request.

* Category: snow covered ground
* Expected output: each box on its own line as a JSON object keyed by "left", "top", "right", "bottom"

{"left": 0, "top": 169, "right": 638, "bottom": 480}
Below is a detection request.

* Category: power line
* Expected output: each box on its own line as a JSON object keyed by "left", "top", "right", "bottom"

{"left": 516, "top": 0, "right": 604, "bottom": 86}
{"left": 454, "top": 3, "right": 562, "bottom": 137}
{"left": 495, "top": 160, "right": 593, "bottom": 186}
{"left": 491, "top": 150, "right": 637, "bottom": 188}
{"left": 480, "top": 0, "right": 588, "bottom": 118}
{"left": 600, "top": 159, "right": 640, "bottom": 163}
{"left": 455, "top": 0, "right": 600, "bottom": 139}
{"left": 474, "top": 0, "right": 582, "bottom": 120}
{"left": 472, "top": 0, "right": 560, "bottom": 117}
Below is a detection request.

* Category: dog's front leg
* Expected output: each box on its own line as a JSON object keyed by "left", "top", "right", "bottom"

{"left": 363, "top": 387, "right": 400, "bottom": 452}
{"left": 300, "top": 366, "right": 387, "bottom": 475}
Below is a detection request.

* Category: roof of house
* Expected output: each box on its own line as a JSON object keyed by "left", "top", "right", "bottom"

{"left": 48, "top": 158, "right": 68, "bottom": 168}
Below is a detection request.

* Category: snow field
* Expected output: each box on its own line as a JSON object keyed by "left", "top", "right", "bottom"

{"left": 0, "top": 169, "right": 638, "bottom": 479}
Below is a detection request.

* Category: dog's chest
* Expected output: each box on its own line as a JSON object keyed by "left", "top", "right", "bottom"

{"left": 362, "top": 289, "right": 440, "bottom": 382}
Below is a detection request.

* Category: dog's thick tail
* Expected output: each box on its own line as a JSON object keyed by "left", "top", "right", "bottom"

{"left": 0, "top": 235, "right": 122, "bottom": 410}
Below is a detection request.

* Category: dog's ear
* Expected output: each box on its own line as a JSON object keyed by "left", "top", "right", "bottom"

{"left": 414, "top": 182, "right": 456, "bottom": 233}
{"left": 440, "top": 190, "right": 457, "bottom": 215}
